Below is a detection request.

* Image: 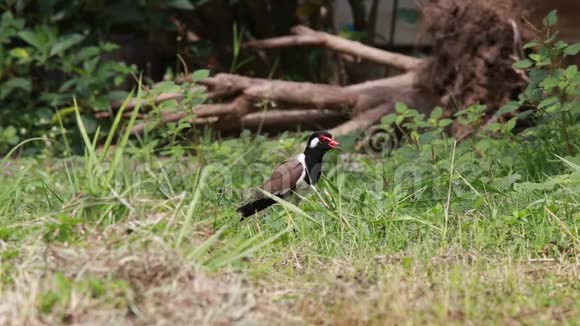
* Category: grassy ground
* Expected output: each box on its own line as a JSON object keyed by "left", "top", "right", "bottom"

{"left": 0, "top": 116, "right": 578, "bottom": 324}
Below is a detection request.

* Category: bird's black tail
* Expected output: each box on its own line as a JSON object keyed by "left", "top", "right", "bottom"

{"left": 237, "top": 197, "right": 277, "bottom": 219}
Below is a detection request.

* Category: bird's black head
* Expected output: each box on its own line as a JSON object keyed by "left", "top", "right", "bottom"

{"left": 304, "top": 131, "right": 341, "bottom": 154}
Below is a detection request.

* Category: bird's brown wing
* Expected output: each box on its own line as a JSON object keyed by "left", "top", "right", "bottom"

{"left": 252, "top": 159, "right": 304, "bottom": 200}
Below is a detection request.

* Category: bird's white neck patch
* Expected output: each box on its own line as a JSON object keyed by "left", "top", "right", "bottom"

{"left": 309, "top": 137, "right": 320, "bottom": 148}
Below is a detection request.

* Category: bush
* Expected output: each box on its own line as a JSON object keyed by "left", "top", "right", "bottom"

{"left": 0, "top": 0, "right": 209, "bottom": 155}
{"left": 0, "top": 9, "right": 133, "bottom": 154}
{"left": 497, "top": 10, "right": 580, "bottom": 155}
{"left": 378, "top": 11, "right": 579, "bottom": 187}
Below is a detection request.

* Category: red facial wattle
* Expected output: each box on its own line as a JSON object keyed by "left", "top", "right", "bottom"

{"left": 320, "top": 135, "right": 341, "bottom": 149}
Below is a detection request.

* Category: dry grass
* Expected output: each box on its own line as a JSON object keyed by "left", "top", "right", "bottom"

{"left": 0, "top": 222, "right": 290, "bottom": 325}
{"left": 3, "top": 223, "right": 577, "bottom": 326}
{"left": 279, "top": 258, "right": 580, "bottom": 325}
{"left": 1, "top": 238, "right": 579, "bottom": 324}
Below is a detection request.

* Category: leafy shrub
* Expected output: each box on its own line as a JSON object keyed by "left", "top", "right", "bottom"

{"left": 376, "top": 11, "right": 579, "bottom": 209}
{"left": 0, "top": 0, "right": 215, "bottom": 155}
{"left": 0, "top": 10, "right": 134, "bottom": 154}
{"left": 497, "top": 10, "right": 580, "bottom": 155}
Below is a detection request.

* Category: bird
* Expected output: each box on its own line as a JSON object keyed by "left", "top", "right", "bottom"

{"left": 237, "top": 131, "right": 341, "bottom": 219}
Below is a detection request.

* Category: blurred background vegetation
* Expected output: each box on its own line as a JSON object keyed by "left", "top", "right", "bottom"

{"left": 0, "top": 0, "right": 427, "bottom": 155}
{"left": 0, "top": 0, "right": 578, "bottom": 156}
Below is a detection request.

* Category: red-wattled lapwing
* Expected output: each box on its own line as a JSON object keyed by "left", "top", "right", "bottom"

{"left": 237, "top": 131, "right": 341, "bottom": 219}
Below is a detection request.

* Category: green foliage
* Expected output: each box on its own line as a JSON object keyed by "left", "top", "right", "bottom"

{"left": 372, "top": 12, "right": 579, "bottom": 234}
{"left": 0, "top": 0, "right": 215, "bottom": 154}
{"left": 0, "top": 126, "right": 19, "bottom": 153}
{"left": 138, "top": 69, "right": 209, "bottom": 155}
{"left": 502, "top": 10, "right": 579, "bottom": 155}
{"left": 0, "top": 9, "right": 134, "bottom": 154}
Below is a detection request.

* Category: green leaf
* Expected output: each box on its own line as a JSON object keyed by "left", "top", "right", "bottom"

{"left": 88, "top": 96, "right": 111, "bottom": 111}
{"left": 159, "top": 100, "right": 179, "bottom": 112}
{"left": 153, "top": 81, "right": 181, "bottom": 95}
{"left": 50, "top": 34, "right": 85, "bottom": 56}
{"left": 529, "top": 53, "right": 542, "bottom": 62}
{"left": 59, "top": 79, "right": 77, "bottom": 92}
{"left": 542, "top": 10, "right": 557, "bottom": 27}
{"left": 0, "top": 126, "right": 19, "bottom": 145}
{"left": 529, "top": 69, "right": 548, "bottom": 84}
{"left": 381, "top": 113, "right": 397, "bottom": 125}
{"left": 395, "top": 115, "right": 404, "bottom": 125}
{"left": 545, "top": 102, "right": 562, "bottom": 112}
{"left": 564, "top": 42, "right": 580, "bottom": 56}
{"left": 516, "top": 110, "right": 534, "bottom": 120}
{"left": 505, "top": 117, "right": 517, "bottom": 132}
{"left": 554, "top": 40, "right": 568, "bottom": 50}
{"left": 0, "top": 78, "right": 31, "bottom": 99}
{"left": 188, "top": 95, "right": 206, "bottom": 108}
{"left": 496, "top": 101, "right": 520, "bottom": 115}
{"left": 565, "top": 65, "right": 577, "bottom": 79}
{"left": 100, "top": 42, "right": 120, "bottom": 52}
{"left": 83, "top": 56, "right": 100, "bottom": 73}
{"left": 536, "top": 59, "right": 552, "bottom": 67}
{"left": 8, "top": 47, "right": 29, "bottom": 58}
{"left": 191, "top": 69, "right": 210, "bottom": 82}
{"left": 430, "top": 106, "right": 443, "bottom": 120}
{"left": 487, "top": 122, "right": 501, "bottom": 132}
{"left": 513, "top": 59, "right": 533, "bottom": 69}
{"left": 540, "top": 76, "right": 559, "bottom": 89}
{"left": 491, "top": 173, "right": 521, "bottom": 191}
{"left": 438, "top": 119, "right": 452, "bottom": 128}
{"left": 515, "top": 180, "right": 558, "bottom": 192}
{"left": 167, "top": 0, "right": 194, "bottom": 9}
{"left": 523, "top": 41, "right": 539, "bottom": 49}
{"left": 537, "top": 96, "right": 559, "bottom": 109}
{"left": 76, "top": 46, "right": 101, "bottom": 61}
{"left": 395, "top": 102, "right": 408, "bottom": 114}
{"left": 18, "top": 30, "right": 43, "bottom": 49}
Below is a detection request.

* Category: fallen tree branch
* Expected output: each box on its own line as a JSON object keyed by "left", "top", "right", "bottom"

{"left": 130, "top": 96, "right": 252, "bottom": 135}
{"left": 245, "top": 25, "right": 423, "bottom": 71}
{"left": 345, "top": 72, "right": 416, "bottom": 93}
{"left": 199, "top": 74, "right": 268, "bottom": 95}
{"left": 222, "top": 109, "right": 348, "bottom": 132}
{"left": 92, "top": 1, "right": 527, "bottom": 149}
{"left": 127, "top": 72, "right": 424, "bottom": 135}
{"left": 99, "top": 26, "right": 427, "bottom": 138}
{"left": 330, "top": 104, "right": 394, "bottom": 137}
{"left": 244, "top": 81, "right": 356, "bottom": 109}
{"left": 244, "top": 34, "right": 322, "bottom": 48}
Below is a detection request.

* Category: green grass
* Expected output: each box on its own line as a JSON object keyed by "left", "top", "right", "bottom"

{"left": 0, "top": 100, "right": 578, "bottom": 324}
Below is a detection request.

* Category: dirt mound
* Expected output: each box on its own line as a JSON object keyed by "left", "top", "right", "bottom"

{"left": 419, "top": 0, "right": 530, "bottom": 121}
